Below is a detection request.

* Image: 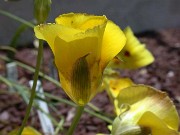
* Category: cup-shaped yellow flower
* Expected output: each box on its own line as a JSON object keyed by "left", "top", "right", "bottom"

{"left": 108, "top": 26, "right": 154, "bottom": 69}
{"left": 34, "top": 13, "right": 126, "bottom": 105}
{"left": 112, "top": 85, "right": 180, "bottom": 135}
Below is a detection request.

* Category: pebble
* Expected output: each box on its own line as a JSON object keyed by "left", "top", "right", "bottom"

{"left": 166, "top": 71, "right": 175, "bottom": 78}
{"left": 0, "top": 111, "right": 9, "bottom": 121}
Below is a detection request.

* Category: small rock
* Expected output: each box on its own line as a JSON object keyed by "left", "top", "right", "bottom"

{"left": 167, "top": 71, "right": 174, "bottom": 78}
{"left": 176, "top": 96, "right": 180, "bottom": 103}
{"left": 0, "top": 111, "right": 9, "bottom": 121}
{"left": 66, "top": 108, "right": 75, "bottom": 122}
{"left": 139, "top": 69, "right": 147, "bottom": 75}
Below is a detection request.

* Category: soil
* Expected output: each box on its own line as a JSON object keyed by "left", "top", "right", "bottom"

{"left": 0, "top": 28, "right": 180, "bottom": 135}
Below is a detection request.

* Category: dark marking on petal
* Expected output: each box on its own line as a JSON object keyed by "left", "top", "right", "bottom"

{"left": 71, "top": 54, "right": 91, "bottom": 104}
{"left": 124, "top": 51, "right": 130, "bottom": 57}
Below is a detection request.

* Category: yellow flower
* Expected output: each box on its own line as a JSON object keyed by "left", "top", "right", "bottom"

{"left": 8, "top": 126, "right": 41, "bottom": 135}
{"left": 107, "top": 77, "right": 134, "bottom": 99}
{"left": 103, "top": 75, "right": 134, "bottom": 115}
{"left": 108, "top": 26, "right": 154, "bottom": 69}
{"left": 34, "top": 13, "right": 126, "bottom": 105}
{"left": 112, "top": 85, "right": 180, "bottom": 135}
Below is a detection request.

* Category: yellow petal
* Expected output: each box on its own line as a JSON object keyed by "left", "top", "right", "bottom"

{"left": 54, "top": 37, "right": 100, "bottom": 105}
{"left": 116, "top": 85, "right": 179, "bottom": 130}
{"left": 100, "top": 21, "right": 126, "bottom": 69}
{"left": 108, "top": 26, "right": 154, "bottom": 69}
{"left": 34, "top": 23, "right": 82, "bottom": 54}
{"left": 108, "top": 78, "right": 134, "bottom": 98}
{"left": 112, "top": 115, "right": 151, "bottom": 135}
{"left": 55, "top": 13, "right": 127, "bottom": 70}
{"left": 103, "top": 76, "right": 134, "bottom": 115}
{"left": 8, "top": 126, "right": 41, "bottom": 135}
{"left": 138, "top": 111, "right": 179, "bottom": 135}
{"left": 55, "top": 12, "right": 107, "bottom": 31}
{"left": 103, "top": 76, "right": 134, "bottom": 104}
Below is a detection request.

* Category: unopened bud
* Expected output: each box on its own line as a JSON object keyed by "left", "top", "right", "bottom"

{"left": 34, "top": 0, "right": 51, "bottom": 24}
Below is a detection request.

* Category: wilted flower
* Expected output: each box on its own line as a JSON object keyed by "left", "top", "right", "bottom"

{"left": 108, "top": 26, "right": 154, "bottom": 69}
{"left": 111, "top": 85, "right": 180, "bottom": 135}
{"left": 34, "top": 13, "right": 126, "bottom": 105}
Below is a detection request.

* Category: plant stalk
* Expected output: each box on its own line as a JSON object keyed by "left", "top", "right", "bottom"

{"left": 67, "top": 105, "right": 85, "bottom": 135}
{"left": 17, "top": 40, "right": 43, "bottom": 135}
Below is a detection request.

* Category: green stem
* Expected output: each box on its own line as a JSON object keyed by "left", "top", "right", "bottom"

{"left": 87, "top": 103, "right": 100, "bottom": 112}
{"left": 44, "top": 92, "right": 113, "bottom": 124}
{"left": 17, "top": 40, "right": 43, "bottom": 135}
{"left": 84, "top": 108, "right": 113, "bottom": 124}
{"left": 54, "top": 116, "right": 65, "bottom": 135}
{"left": 67, "top": 106, "right": 85, "bottom": 135}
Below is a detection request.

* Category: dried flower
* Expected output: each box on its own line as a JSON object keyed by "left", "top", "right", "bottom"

{"left": 112, "top": 85, "right": 180, "bottom": 135}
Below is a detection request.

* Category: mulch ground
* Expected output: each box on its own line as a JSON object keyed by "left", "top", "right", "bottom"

{"left": 0, "top": 28, "right": 180, "bottom": 135}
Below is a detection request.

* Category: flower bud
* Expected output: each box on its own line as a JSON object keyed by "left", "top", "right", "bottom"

{"left": 34, "top": 0, "right": 51, "bottom": 24}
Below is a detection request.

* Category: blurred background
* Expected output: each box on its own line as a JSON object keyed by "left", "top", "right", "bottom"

{"left": 0, "top": 0, "right": 180, "bottom": 45}
{"left": 0, "top": 0, "right": 180, "bottom": 134}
